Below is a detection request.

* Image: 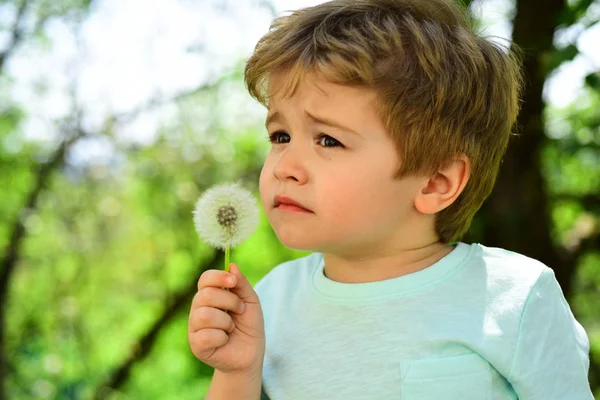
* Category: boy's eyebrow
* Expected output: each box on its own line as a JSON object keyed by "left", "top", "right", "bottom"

{"left": 265, "top": 110, "right": 362, "bottom": 137}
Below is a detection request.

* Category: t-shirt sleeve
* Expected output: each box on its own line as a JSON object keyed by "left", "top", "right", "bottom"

{"left": 507, "top": 268, "right": 594, "bottom": 399}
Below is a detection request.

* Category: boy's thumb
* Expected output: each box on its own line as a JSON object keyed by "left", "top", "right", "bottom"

{"left": 229, "top": 263, "right": 259, "bottom": 302}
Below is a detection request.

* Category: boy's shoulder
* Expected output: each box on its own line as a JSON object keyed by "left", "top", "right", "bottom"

{"left": 468, "top": 242, "right": 556, "bottom": 294}
{"left": 473, "top": 242, "right": 550, "bottom": 274}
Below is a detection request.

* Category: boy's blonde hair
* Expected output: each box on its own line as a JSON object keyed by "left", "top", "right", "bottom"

{"left": 245, "top": 0, "right": 524, "bottom": 243}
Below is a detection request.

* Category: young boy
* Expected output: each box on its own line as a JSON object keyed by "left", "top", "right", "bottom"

{"left": 187, "top": 0, "right": 594, "bottom": 398}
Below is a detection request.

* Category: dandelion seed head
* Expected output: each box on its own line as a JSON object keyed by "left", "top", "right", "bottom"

{"left": 217, "top": 205, "right": 237, "bottom": 228}
{"left": 193, "top": 182, "right": 259, "bottom": 250}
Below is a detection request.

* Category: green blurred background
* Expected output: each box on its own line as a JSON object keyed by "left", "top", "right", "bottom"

{"left": 0, "top": 0, "right": 598, "bottom": 398}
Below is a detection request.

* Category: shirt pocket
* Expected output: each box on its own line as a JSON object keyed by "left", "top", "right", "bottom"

{"left": 400, "top": 352, "right": 492, "bottom": 400}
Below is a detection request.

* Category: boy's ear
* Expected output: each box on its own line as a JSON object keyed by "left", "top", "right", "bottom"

{"left": 414, "top": 155, "right": 471, "bottom": 215}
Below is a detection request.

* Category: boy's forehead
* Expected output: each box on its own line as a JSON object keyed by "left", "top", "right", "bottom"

{"left": 267, "top": 69, "right": 329, "bottom": 104}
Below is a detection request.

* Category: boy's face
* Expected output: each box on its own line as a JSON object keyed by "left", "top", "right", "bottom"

{"left": 259, "top": 70, "right": 427, "bottom": 256}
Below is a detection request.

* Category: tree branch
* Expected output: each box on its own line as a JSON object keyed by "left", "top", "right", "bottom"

{"left": 112, "top": 68, "right": 241, "bottom": 126}
{"left": 0, "top": 0, "right": 29, "bottom": 73}
{"left": 255, "top": 0, "right": 277, "bottom": 18}
{"left": 553, "top": 194, "right": 600, "bottom": 214}
{"left": 0, "top": 127, "right": 83, "bottom": 399}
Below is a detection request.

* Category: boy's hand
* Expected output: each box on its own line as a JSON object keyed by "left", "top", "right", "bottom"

{"left": 188, "top": 263, "right": 266, "bottom": 376}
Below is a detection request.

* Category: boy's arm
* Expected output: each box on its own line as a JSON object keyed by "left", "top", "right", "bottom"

{"left": 507, "top": 269, "right": 594, "bottom": 399}
{"left": 205, "top": 368, "right": 263, "bottom": 400}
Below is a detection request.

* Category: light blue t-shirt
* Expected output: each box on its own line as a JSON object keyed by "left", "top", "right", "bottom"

{"left": 254, "top": 242, "right": 593, "bottom": 399}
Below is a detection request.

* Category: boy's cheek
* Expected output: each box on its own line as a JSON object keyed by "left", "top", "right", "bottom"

{"left": 258, "top": 164, "right": 273, "bottom": 210}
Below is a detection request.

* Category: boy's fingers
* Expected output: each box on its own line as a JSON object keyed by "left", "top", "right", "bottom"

{"left": 197, "top": 269, "right": 237, "bottom": 291}
{"left": 189, "top": 306, "right": 236, "bottom": 333}
{"left": 191, "top": 287, "right": 246, "bottom": 314}
{"left": 228, "top": 263, "right": 260, "bottom": 304}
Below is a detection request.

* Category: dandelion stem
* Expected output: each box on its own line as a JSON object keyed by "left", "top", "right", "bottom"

{"left": 224, "top": 228, "right": 232, "bottom": 273}
{"left": 224, "top": 232, "right": 231, "bottom": 297}
{"left": 225, "top": 245, "right": 230, "bottom": 273}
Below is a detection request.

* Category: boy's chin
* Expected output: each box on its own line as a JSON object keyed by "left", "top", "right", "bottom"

{"left": 275, "top": 231, "right": 321, "bottom": 251}
{"left": 278, "top": 238, "right": 315, "bottom": 251}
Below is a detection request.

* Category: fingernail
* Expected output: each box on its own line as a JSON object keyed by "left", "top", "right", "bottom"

{"left": 239, "top": 302, "right": 245, "bottom": 313}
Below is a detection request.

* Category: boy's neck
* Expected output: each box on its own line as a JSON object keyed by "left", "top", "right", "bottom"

{"left": 321, "top": 241, "right": 454, "bottom": 284}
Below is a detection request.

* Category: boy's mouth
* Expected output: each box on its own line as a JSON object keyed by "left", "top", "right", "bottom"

{"left": 273, "top": 195, "right": 313, "bottom": 213}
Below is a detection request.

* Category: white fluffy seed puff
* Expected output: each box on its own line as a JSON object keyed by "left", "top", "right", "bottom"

{"left": 192, "top": 182, "right": 259, "bottom": 250}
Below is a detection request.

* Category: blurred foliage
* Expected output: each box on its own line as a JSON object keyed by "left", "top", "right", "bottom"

{"left": 0, "top": 0, "right": 599, "bottom": 399}
{"left": 2, "top": 74, "right": 309, "bottom": 398}
{"left": 544, "top": 85, "right": 600, "bottom": 398}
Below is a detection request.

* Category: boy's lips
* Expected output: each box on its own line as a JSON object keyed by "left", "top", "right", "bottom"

{"left": 273, "top": 195, "right": 313, "bottom": 212}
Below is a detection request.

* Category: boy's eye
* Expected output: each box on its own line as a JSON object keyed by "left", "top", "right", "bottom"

{"left": 267, "top": 131, "right": 291, "bottom": 144}
{"left": 316, "top": 133, "right": 343, "bottom": 148}
{"left": 266, "top": 131, "right": 344, "bottom": 148}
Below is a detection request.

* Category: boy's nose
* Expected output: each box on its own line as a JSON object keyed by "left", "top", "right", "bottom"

{"left": 273, "top": 145, "right": 309, "bottom": 184}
